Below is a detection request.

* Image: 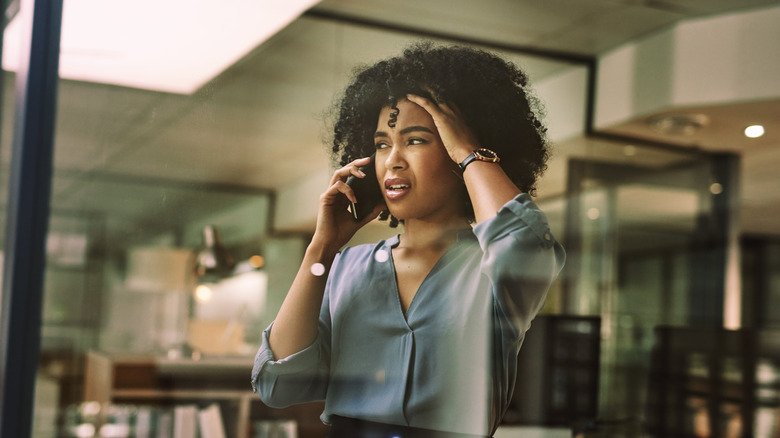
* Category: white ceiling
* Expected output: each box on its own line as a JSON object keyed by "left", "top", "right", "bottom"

{"left": 311, "top": 0, "right": 780, "bottom": 56}
{"left": 1, "top": 0, "right": 778, "bottom": 249}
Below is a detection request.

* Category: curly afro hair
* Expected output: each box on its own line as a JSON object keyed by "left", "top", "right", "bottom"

{"left": 329, "top": 42, "right": 551, "bottom": 226}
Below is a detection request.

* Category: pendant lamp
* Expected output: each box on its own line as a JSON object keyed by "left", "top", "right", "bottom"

{"left": 193, "top": 225, "right": 235, "bottom": 279}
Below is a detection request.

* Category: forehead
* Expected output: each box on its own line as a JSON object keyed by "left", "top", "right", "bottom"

{"left": 376, "top": 99, "right": 434, "bottom": 130}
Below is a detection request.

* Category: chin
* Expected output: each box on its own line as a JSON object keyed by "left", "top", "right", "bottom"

{"left": 385, "top": 206, "right": 407, "bottom": 221}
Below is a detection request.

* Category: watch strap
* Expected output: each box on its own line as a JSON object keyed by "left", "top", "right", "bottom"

{"left": 458, "top": 153, "right": 479, "bottom": 171}
{"left": 458, "top": 148, "right": 500, "bottom": 171}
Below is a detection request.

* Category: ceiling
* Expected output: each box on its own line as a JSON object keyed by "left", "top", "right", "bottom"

{"left": 1, "top": 0, "right": 778, "bottom": 252}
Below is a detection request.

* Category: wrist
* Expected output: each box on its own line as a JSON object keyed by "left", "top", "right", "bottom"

{"left": 458, "top": 147, "right": 500, "bottom": 172}
{"left": 306, "top": 239, "right": 340, "bottom": 264}
{"left": 450, "top": 146, "right": 478, "bottom": 164}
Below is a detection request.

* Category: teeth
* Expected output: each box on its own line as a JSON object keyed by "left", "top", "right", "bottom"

{"left": 388, "top": 185, "right": 409, "bottom": 190}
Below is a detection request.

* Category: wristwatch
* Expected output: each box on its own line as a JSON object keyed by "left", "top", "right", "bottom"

{"left": 458, "top": 148, "right": 500, "bottom": 171}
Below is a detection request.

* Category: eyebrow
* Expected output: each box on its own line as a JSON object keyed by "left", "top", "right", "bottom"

{"left": 374, "top": 125, "right": 435, "bottom": 138}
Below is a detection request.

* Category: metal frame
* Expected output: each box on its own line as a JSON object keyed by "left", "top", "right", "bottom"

{"left": 0, "top": 0, "right": 63, "bottom": 437}
{"left": 303, "top": 8, "right": 598, "bottom": 131}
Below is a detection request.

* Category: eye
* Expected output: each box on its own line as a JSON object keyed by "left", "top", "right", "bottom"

{"left": 408, "top": 137, "right": 427, "bottom": 145}
{"left": 375, "top": 141, "right": 390, "bottom": 150}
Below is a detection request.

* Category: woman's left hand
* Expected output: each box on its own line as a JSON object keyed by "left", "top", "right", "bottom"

{"left": 406, "top": 93, "right": 478, "bottom": 165}
{"left": 407, "top": 92, "right": 521, "bottom": 224}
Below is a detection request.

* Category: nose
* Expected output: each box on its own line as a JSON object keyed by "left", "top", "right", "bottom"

{"left": 383, "top": 144, "right": 407, "bottom": 170}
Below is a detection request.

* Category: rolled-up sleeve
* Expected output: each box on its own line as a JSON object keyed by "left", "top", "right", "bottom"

{"left": 473, "top": 193, "right": 566, "bottom": 342}
{"left": 250, "top": 256, "right": 338, "bottom": 408}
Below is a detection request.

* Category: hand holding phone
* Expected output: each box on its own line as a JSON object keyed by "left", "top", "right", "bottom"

{"left": 345, "top": 154, "right": 383, "bottom": 222}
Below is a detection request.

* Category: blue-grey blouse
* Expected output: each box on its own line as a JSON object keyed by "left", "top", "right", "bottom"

{"left": 251, "top": 193, "right": 565, "bottom": 436}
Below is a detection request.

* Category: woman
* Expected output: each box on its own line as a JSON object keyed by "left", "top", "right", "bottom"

{"left": 251, "top": 43, "right": 565, "bottom": 437}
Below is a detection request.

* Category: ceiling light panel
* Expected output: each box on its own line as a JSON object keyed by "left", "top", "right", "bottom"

{"left": 2, "top": 0, "right": 321, "bottom": 94}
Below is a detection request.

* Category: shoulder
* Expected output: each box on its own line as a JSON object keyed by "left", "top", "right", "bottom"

{"left": 330, "top": 237, "right": 397, "bottom": 276}
{"left": 325, "top": 238, "right": 396, "bottom": 306}
{"left": 338, "top": 239, "right": 389, "bottom": 261}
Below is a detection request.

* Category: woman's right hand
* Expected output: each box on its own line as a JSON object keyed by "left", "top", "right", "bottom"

{"left": 269, "top": 157, "right": 383, "bottom": 360}
{"left": 311, "top": 157, "right": 385, "bottom": 253}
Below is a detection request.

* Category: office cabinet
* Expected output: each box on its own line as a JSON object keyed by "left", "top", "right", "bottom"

{"left": 647, "top": 326, "right": 780, "bottom": 437}
{"left": 504, "top": 315, "right": 601, "bottom": 426}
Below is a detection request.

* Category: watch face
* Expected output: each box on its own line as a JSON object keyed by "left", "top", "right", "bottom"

{"left": 475, "top": 148, "right": 499, "bottom": 161}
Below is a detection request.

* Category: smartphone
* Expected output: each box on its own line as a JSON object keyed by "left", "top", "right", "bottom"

{"left": 345, "top": 154, "right": 383, "bottom": 222}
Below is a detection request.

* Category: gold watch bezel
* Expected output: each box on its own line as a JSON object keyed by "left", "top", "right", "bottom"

{"left": 458, "top": 147, "right": 501, "bottom": 171}
{"left": 473, "top": 148, "right": 500, "bottom": 163}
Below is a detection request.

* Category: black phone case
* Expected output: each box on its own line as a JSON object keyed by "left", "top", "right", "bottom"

{"left": 345, "top": 155, "right": 383, "bottom": 222}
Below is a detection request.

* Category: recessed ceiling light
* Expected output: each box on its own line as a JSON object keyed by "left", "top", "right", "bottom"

{"left": 2, "top": 0, "right": 320, "bottom": 94}
{"left": 744, "top": 125, "right": 765, "bottom": 138}
{"left": 710, "top": 183, "right": 723, "bottom": 195}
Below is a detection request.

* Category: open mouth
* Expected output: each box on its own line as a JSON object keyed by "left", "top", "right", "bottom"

{"left": 385, "top": 179, "right": 411, "bottom": 199}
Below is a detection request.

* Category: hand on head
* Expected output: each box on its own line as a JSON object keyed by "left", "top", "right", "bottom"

{"left": 405, "top": 93, "right": 479, "bottom": 165}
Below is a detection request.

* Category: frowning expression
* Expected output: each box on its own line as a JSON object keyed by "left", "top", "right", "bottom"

{"left": 374, "top": 99, "right": 466, "bottom": 223}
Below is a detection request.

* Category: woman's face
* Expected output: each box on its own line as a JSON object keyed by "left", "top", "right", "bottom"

{"left": 374, "top": 99, "right": 466, "bottom": 223}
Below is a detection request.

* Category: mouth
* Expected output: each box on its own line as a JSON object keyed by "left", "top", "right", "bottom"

{"left": 384, "top": 178, "right": 411, "bottom": 200}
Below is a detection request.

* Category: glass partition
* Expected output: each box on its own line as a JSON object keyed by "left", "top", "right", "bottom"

{"left": 4, "top": 1, "right": 767, "bottom": 437}
{"left": 549, "top": 138, "right": 741, "bottom": 426}
{"left": 0, "top": 3, "right": 582, "bottom": 437}
{"left": 0, "top": 72, "right": 11, "bottom": 280}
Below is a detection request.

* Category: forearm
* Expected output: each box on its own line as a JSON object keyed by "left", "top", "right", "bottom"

{"left": 267, "top": 242, "right": 338, "bottom": 360}
{"left": 462, "top": 160, "right": 522, "bottom": 223}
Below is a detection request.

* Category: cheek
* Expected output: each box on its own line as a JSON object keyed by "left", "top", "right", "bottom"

{"left": 422, "top": 163, "right": 461, "bottom": 195}
{"left": 429, "top": 153, "right": 457, "bottom": 179}
{"left": 374, "top": 160, "right": 386, "bottom": 181}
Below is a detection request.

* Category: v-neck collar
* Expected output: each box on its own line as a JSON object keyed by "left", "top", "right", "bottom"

{"left": 386, "top": 227, "right": 476, "bottom": 249}
{"left": 383, "top": 231, "right": 472, "bottom": 323}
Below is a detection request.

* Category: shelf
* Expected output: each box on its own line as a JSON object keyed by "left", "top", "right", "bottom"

{"left": 112, "top": 389, "right": 255, "bottom": 400}
{"left": 83, "top": 350, "right": 329, "bottom": 438}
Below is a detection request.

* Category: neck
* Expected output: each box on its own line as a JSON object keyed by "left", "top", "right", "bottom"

{"left": 397, "top": 217, "right": 470, "bottom": 251}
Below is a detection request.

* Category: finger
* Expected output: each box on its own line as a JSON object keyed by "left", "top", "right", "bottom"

{"left": 343, "top": 156, "right": 372, "bottom": 180}
{"left": 422, "top": 86, "right": 449, "bottom": 106}
{"left": 349, "top": 156, "right": 372, "bottom": 167}
{"left": 407, "top": 93, "right": 459, "bottom": 125}
{"left": 320, "top": 179, "right": 356, "bottom": 205}
{"left": 406, "top": 93, "right": 444, "bottom": 116}
{"left": 333, "top": 180, "right": 357, "bottom": 204}
{"left": 330, "top": 159, "right": 369, "bottom": 184}
{"left": 337, "top": 165, "right": 366, "bottom": 180}
{"left": 436, "top": 96, "right": 461, "bottom": 117}
{"left": 424, "top": 87, "right": 463, "bottom": 115}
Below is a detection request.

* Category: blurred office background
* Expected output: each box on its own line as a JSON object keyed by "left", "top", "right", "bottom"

{"left": 1, "top": 0, "right": 779, "bottom": 437}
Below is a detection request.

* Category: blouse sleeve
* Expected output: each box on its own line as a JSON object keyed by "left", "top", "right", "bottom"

{"left": 249, "top": 255, "right": 338, "bottom": 408}
{"left": 472, "top": 193, "right": 566, "bottom": 342}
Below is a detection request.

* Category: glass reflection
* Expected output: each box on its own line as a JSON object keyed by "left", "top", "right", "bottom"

{"left": 0, "top": 1, "right": 774, "bottom": 437}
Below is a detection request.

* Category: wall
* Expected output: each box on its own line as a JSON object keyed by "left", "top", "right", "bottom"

{"left": 595, "top": 5, "right": 780, "bottom": 129}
